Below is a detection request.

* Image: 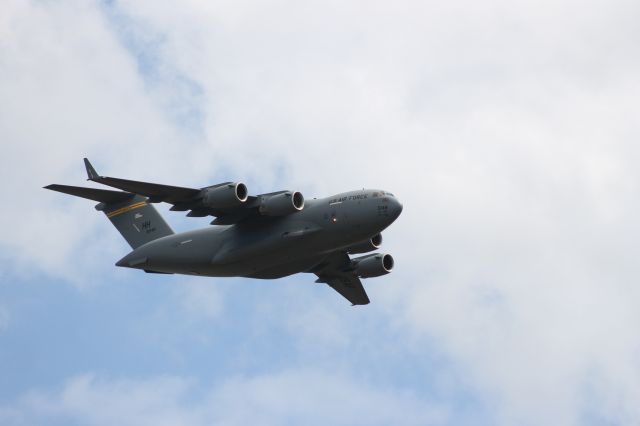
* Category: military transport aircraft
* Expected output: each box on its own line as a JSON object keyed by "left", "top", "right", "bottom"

{"left": 45, "top": 159, "right": 402, "bottom": 305}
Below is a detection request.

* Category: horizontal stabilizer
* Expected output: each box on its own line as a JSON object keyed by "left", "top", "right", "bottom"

{"left": 44, "top": 184, "right": 134, "bottom": 204}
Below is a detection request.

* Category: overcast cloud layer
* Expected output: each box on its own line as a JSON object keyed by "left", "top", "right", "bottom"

{"left": 1, "top": 0, "right": 639, "bottom": 424}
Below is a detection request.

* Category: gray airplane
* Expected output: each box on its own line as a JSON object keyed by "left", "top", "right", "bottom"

{"left": 45, "top": 159, "right": 403, "bottom": 305}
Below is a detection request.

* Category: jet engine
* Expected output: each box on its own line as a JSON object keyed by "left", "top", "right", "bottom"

{"left": 347, "top": 233, "right": 382, "bottom": 254}
{"left": 201, "top": 183, "right": 248, "bottom": 209}
{"left": 351, "top": 253, "right": 394, "bottom": 278}
{"left": 259, "top": 191, "right": 305, "bottom": 216}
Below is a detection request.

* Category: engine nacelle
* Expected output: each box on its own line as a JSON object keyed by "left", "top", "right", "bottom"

{"left": 351, "top": 253, "right": 394, "bottom": 278}
{"left": 201, "top": 183, "right": 248, "bottom": 209}
{"left": 259, "top": 191, "right": 305, "bottom": 216}
{"left": 347, "top": 234, "right": 382, "bottom": 254}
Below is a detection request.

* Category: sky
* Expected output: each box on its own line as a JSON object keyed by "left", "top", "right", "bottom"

{"left": 1, "top": 0, "right": 639, "bottom": 424}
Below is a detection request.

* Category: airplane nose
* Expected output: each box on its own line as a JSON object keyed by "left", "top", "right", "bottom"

{"left": 391, "top": 198, "right": 403, "bottom": 219}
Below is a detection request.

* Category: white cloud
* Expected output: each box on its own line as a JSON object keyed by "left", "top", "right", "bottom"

{"left": 0, "top": 371, "right": 448, "bottom": 426}
{"left": 0, "top": 0, "right": 209, "bottom": 285}
{"left": 2, "top": 0, "right": 640, "bottom": 424}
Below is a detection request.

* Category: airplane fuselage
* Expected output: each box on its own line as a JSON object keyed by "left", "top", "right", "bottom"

{"left": 47, "top": 158, "right": 403, "bottom": 304}
{"left": 116, "top": 189, "right": 403, "bottom": 279}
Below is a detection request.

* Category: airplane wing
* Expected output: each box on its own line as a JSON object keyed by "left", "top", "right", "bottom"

{"left": 83, "top": 158, "right": 262, "bottom": 223}
{"left": 312, "top": 252, "right": 370, "bottom": 305}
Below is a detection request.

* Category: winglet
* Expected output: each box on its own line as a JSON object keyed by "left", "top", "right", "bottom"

{"left": 84, "top": 158, "right": 100, "bottom": 181}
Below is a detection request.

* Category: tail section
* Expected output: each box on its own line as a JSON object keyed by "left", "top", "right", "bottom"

{"left": 99, "top": 193, "right": 174, "bottom": 249}
{"left": 45, "top": 184, "right": 174, "bottom": 249}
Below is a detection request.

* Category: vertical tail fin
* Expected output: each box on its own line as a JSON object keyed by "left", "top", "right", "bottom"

{"left": 98, "top": 195, "right": 174, "bottom": 249}
{"left": 44, "top": 184, "right": 174, "bottom": 249}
